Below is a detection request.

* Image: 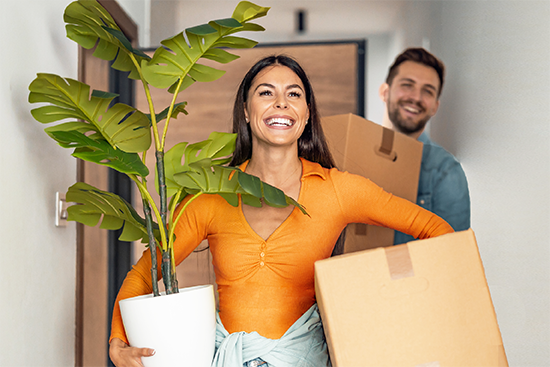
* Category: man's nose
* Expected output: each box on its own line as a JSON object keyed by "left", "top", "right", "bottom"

{"left": 409, "top": 87, "right": 422, "bottom": 101}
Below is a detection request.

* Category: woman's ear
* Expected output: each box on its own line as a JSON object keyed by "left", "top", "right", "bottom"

{"left": 244, "top": 103, "right": 249, "bottom": 123}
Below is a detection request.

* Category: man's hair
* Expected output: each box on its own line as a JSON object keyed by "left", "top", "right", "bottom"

{"left": 385, "top": 48, "right": 445, "bottom": 97}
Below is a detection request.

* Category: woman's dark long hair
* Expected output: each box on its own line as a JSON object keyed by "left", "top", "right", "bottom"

{"left": 229, "top": 55, "right": 335, "bottom": 169}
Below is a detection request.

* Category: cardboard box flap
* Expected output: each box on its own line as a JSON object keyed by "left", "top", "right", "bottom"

{"left": 321, "top": 113, "right": 423, "bottom": 202}
{"left": 315, "top": 229, "right": 508, "bottom": 367}
{"left": 322, "top": 113, "right": 424, "bottom": 252}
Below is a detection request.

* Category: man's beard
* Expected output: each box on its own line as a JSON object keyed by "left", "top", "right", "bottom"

{"left": 387, "top": 96, "right": 430, "bottom": 135}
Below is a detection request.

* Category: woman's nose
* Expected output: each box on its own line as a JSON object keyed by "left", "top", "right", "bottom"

{"left": 275, "top": 95, "right": 288, "bottom": 109}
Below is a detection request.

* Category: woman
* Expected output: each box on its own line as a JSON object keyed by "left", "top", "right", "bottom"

{"left": 109, "top": 55, "right": 454, "bottom": 367}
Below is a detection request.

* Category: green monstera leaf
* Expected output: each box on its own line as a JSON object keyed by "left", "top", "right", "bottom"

{"left": 29, "top": 73, "right": 152, "bottom": 155}
{"left": 237, "top": 170, "right": 308, "bottom": 215}
{"left": 141, "top": 1, "right": 270, "bottom": 92}
{"left": 150, "top": 102, "right": 189, "bottom": 124}
{"left": 231, "top": 1, "right": 271, "bottom": 24}
{"left": 66, "top": 182, "right": 160, "bottom": 243}
{"left": 46, "top": 129, "right": 148, "bottom": 176}
{"left": 163, "top": 132, "right": 237, "bottom": 198}
{"left": 173, "top": 159, "right": 308, "bottom": 215}
{"left": 64, "top": 0, "right": 150, "bottom": 79}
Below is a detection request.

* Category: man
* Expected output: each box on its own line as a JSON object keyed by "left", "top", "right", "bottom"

{"left": 379, "top": 47, "right": 470, "bottom": 245}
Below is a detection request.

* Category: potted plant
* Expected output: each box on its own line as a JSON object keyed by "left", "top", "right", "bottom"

{"left": 28, "top": 0, "right": 307, "bottom": 365}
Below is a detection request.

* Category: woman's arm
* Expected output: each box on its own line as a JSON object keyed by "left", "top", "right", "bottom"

{"left": 109, "top": 246, "right": 158, "bottom": 345}
{"left": 333, "top": 170, "right": 454, "bottom": 239}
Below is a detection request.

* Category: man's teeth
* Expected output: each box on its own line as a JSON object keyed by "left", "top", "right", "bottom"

{"left": 403, "top": 105, "right": 420, "bottom": 113}
{"left": 266, "top": 118, "right": 293, "bottom": 126}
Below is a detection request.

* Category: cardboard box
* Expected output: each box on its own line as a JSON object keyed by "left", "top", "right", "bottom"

{"left": 315, "top": 229, "right": 508, "bottom": 367}
{"left": 321, "top": 113, "right": 423, "bottom": 252}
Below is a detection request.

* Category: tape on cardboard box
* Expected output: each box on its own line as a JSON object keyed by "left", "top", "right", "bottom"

{"left": 376, "top": 127, "right": 397, "bottom": 161}
{"left": 385, "top": 244, "right": 414, "bottom": 280}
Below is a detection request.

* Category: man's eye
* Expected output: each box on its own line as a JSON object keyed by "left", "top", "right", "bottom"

{"left": 424, "top": 89, "right": 435, "bottom": 97}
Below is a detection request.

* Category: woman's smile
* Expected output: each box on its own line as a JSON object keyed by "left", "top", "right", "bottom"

{"left": 264, "top": 115, "right": 295, "bottom": 128}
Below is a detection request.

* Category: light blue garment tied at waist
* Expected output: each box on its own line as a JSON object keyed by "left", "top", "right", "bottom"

{"left": 211, "top": 303, "right": 331, "bottom": 367}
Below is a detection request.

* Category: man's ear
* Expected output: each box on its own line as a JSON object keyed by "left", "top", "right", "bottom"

{"left": 430, "top": 99, "right": 440, "bottom": 117}
{"left": 379, "top": 83, "right": 389, "bottom": 103}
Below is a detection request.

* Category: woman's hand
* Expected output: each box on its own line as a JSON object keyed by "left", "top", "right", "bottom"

{"left": 109, "top": 337, "right": 155, "bottom": 367}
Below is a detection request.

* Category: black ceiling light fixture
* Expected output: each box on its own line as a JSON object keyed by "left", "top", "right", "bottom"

{"left": 296, "top": 9, "right": 306, "bottom": 33}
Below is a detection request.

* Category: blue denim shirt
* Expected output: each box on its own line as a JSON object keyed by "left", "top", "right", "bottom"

{"left": 393, "top": 133, "right": 471, "bottom": 245}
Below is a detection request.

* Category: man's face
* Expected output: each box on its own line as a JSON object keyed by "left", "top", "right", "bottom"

{"left": 381, "top": 61, "right": 441, "bottom": 135}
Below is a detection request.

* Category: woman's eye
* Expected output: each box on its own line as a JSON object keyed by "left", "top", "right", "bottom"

{"left": 259, "top": 90, "right": 272, "bottom": 96}
{"left": 289, "top": 91, "right": 302, "bottom": 98}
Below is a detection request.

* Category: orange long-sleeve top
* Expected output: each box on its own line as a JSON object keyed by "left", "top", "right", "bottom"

{"left": 110, "top": 158, "right": 453, "bottom": 343}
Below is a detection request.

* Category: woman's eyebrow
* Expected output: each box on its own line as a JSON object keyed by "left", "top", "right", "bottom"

{"left": 287, "top": 84, "right": 305, "bottom": 92}
{"left": 253, "top": 82, "right": 275, "bottom": 93}
{"left": 253, "top": 83, "right": 305, "bottom": 93}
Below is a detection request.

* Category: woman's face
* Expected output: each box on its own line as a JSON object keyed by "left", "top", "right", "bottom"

{"left": 245, "top": 65, "right": 309, "bottom": 151}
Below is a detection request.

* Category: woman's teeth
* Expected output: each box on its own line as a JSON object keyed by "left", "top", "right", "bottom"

{"left": 266, "top": 117, "right": 293, "bottom": 126}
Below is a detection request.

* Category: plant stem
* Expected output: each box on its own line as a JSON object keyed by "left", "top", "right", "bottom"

{"left": 160, "top": 77, "right": 185, "bottom": 149}
{"left": 130, "top": 53, "right": 161, "bottom": 151}
{"left": 129, "top": 175, "right": 167, "bottom": 251}
{"left": 168, "top": 192, "right": 203, "bottom": 250}
{"left": 130, "top": 53, "right": 178, "bottom": 294}
{"left": 155, "top": 150, "right": 177, "bottom": 292}
{"left": 142, "top": 199, "right": 160, "bottom": 297}
{"left": 161, "top": 249, "right": 173, "bottom": 294}
{"left": 171, "top": 253, "right": 179, "bottom": 293}
{"left": 156, "top": 150, "right": 168, "bottom": 232}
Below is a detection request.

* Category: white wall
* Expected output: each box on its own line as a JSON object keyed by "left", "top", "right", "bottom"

{"left": 0, "top": 0, "right": 77, "bottom": 366}
{"left": 118, "top": 0, "right": 151, "bottom": 47}
{"left": 432, "top": 2, "right": 550, "bottom": 365}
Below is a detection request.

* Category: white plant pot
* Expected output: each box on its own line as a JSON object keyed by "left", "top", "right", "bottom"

{"left": 119, "top": 284, "right": 216, "bottom": 367}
